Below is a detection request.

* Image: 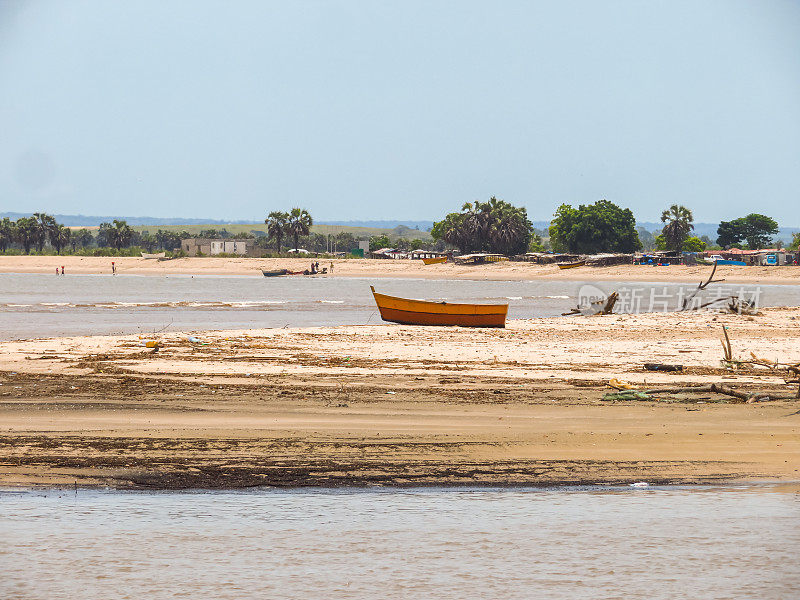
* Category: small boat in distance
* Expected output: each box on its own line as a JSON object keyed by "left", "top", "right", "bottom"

{"left": 422, "top": 256, "right": 447, "bottom": 265}
{"left": 370, "top": 286, "right": 507, "bottom": 328}
{"left": 262, "top": 269, "right": 289, "bottom": 277}
{"left": 557, "top": 260, "right": 585, "bottom": 270}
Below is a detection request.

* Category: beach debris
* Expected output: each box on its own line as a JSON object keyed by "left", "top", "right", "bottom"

{"left": 602, "top": 380, "right": 798, "bottom": 403}
{"left": 680, "top": 262, "right": 725, "bottom": 310}
{"left": 644, "top": 383, "right": 798, "bottom": 403}
{"left": 602, "top": 391, "right": 651, "bottom": 401}
{"left": 721, "top": 326, "right": 733, "bottom": 363}
{"left": 141, "top": 340, "right": 160, "bottom": 349}
{"left": 726, "top": 297, "right": 760, "bottom": 315}
{"left": 644, "top": 363, "right": 683, "bottom": 372}
{"left": 608, "top": 378, "right": 637, "bottom": 390}
{"left": 184, "top": 335, "right": 205, "bottom": 344}
{"left": 720, "top": 328, "right": 798, "bottom": 389}
{"left": 562, "top": 291, "right": 619, "bottom": 316}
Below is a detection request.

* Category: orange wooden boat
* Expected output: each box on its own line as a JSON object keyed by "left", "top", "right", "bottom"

{"left": 557, "top": 260, "right": 585, "bottom": 270}
{"left": 370, "top": 286, "right": 507, "bottom": 327}
{"left": 422, "top": 256, "right": 447, "bottom": 265}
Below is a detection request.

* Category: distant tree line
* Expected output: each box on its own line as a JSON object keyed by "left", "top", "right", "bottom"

{"left": 430, "top": 197, "right": 790, "bottom": 256}
{"left": 3, "top": 204, "right": 791, "bottom": 258}
{"left": 0, "top": 213, "right": 191, "bottom": 255}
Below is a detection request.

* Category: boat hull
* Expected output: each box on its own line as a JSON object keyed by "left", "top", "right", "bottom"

{"left": 371, "top": 287, "right": 507, "bottom": 328}
{"left": 422, "top": 257, "right": 447, "bottom": 265}
{"left": 262, "top": 269, "right": 289, "bottom": 277}
{"left": 557, "top": 260, "right": 585, "bottom": 269}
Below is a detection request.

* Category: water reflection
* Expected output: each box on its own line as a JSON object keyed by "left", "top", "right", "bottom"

{"left": 2, "top": 485, "right": 798, "bottom": 599}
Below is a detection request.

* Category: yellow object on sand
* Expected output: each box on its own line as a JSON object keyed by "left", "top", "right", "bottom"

{"left": 608, "top": 378, "right": 637, "bottom": 390}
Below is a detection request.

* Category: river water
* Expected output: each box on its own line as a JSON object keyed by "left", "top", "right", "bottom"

{"left": 1, "top": 484, "right": 798, "bottom": 599}
{"left": 2, "top": 273, "right": 799, "bottom": 339}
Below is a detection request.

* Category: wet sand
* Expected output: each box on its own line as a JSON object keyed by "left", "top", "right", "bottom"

{"left": 1, "top": 255, "right": 799, "bottom": 284}
{"left": 1, "top": 308, "right": 798, "bottom": 489}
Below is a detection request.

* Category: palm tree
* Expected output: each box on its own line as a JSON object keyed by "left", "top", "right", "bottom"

{"left": 33, "top": 212, "right": 57, "bottom": 252}
{"left": 15, "top": 217, "right": 39, "bottom": 254}
{"left": 265, "top": 211, "right": 289, "bottom": 252}
{"left": 286, "top": 208, "right": 313, "bottom": 251}
{"left": 660, "top": 204, "right": 694, "bottom": 252}
{"left": 51, "top": 225, "right": 71, "bottom": 254}
{"left": 0, "top": 218, "right": 15, "bottom": 253}
{"left": 112, "top": 219, "right": 133, "bottom": 250}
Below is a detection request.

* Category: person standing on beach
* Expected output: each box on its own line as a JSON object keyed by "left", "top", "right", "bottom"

{"left": 330, "top": 262, "right": 334, "bottom": 274}
{"left": 56, "top": 267, "right": 59, "bottom": 275}
{"left": 61, "top": 266, "right": 65, "bottom": 275}
{"left": 111, "top": 261, "right": 116, "bottom": 275}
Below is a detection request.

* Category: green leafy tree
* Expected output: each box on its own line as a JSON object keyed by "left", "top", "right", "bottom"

{"left": 14, "top": 217, "right": 40, "bottom": 254}
{"left": 528, "top": 233, "right": 545, "bottom": 252}
{"left": 286, "top": 208, "right": 313, "bottom": 251}
{"left": 741, "top": 214, "right": 778, "bottom": 249}
{"left": 682, "top": 236, "right": 706, "bottom": 252}
{"left": 369, "top": 234, "right": 392, "bottom": 251}
{"left": 431, "top": 197, "right": 533, "bottom": 255}
{"left": 716, "top": 214, "right": 778, "bottom": 249}
{"left": 549, "top": 200, "right": 641, "bottom": 254}
{"left": 660, "top": 205, "right": 694, "bottom": 252}
{"left": 789, "top": 233, "right": 800, "bottom": 251}
{"left": 716, "top": 220, "right": 741, "bottom": 248}
{"left": 0, "top": 218, "right": 15, "bottom": 252}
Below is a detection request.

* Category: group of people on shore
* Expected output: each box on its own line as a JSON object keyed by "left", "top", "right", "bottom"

{"left": 309, "top": 262, "right": 334, "bottom": 275}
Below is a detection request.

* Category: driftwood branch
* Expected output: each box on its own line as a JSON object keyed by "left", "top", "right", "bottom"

{"left": 561, "top": 291, "right": 619, "bottom": 316}
{"left": 643, "top": 383, "right": 797, "bottom": 402}
{"left": 681, "top": 262, "right": 726, "bottom": 310}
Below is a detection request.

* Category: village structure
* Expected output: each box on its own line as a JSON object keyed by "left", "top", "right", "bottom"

{"left": 181, "top": 238, "right": 260, "bottom": 257}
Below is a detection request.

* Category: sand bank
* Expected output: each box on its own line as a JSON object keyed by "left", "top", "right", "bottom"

{"left": 1, "top": 255, "right": 799, "bottom": 284}
{"left": 1, "top": 308, "right": 798, "bottom": 489}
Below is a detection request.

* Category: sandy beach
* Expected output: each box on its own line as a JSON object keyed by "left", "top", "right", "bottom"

{"left": 1, "top": 307, "right": 798, "bottom": 489}
{"left": 1, "top": 254, "right": 800, "bottom": 284}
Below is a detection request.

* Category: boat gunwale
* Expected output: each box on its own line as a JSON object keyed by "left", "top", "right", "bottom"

{"left": 371, "top": 290, "right": 508, "bottom": 315}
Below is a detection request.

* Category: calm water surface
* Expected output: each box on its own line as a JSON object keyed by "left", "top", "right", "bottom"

{"left": 2, "top": 273, "right": 799, "bottom": 339}
{"left": 1, "top": 485, "right": 798, "bottom": 599}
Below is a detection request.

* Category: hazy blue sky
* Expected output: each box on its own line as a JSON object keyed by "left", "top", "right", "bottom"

{"left": 1, "top": 0, "right": 799, "bottom": 223}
